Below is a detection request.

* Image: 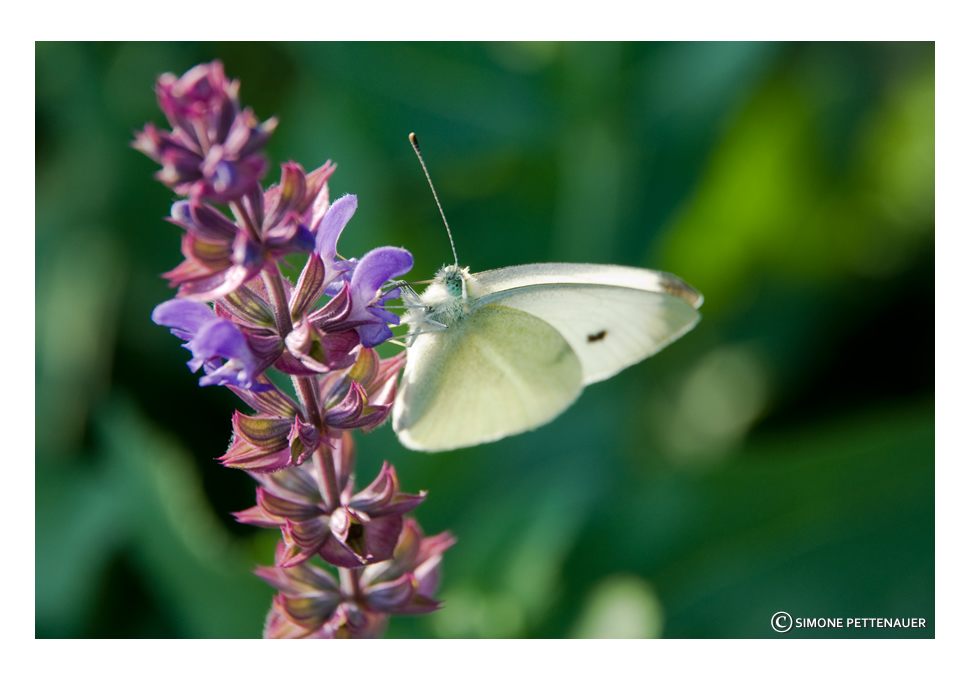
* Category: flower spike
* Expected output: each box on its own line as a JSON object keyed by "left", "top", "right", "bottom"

{"left": 139, "top": 60, "right": 449, "bottom": 639}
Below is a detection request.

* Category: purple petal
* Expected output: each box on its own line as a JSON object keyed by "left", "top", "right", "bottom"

{"left": 364, "top": 574, "right": 415, "bottom": 613}
{"left": 254, "top": 561, "right": 339, "bottom": 597}
{"left": 348, "top": 463, "right": 394, "bottom": 515}
{"left": 274, "top": 351, "right": 325, "bottom": 377}
{"left": 188, "top": 318, "right": 251, "bottom": 365}
{"left": 283, "top": 516, "right": 332, "bottom": 555}
{"left": 368, "top": 306, "right": 401, "bottom": 327}
{"left": 242, "top": 330, "right": 285, "bottom": 366}
{"left": 231, "top": 232, "right": 266, "bottom": 270}
{"left": 280, "top": 593, "right": 343, "bottom": 630}
{"left": 263, "top": 600, "right": 312, "bottom": 639}
{"left": 219, "top": 438, "right": 292, "bottom": 472}
{"left": 233, "top": 412, "right": 292, "bottom": 448}
{"left": 239, "top": 116, "right": 278, "bottom": 159}
{"left": 232, "top": 504, "right": 279, "bottom": 529}
{"left": 377, "top": 491, "right": 426, "bottom": 517}
{"left": 264, "top": 162, "right": 307, "bottom": 230}
{"left": 177, "top": 317, "right": 269, "bottom": 391}
{"left": 413, "top": 554, "right": 444, "bottom": 598}
{"left": 200, "top": 361, "right": 265, "bottom": 390}
{"left": 323, "top": 259, "right": 357, "bottom": 295}
{"left": 290, "top": 255, "right": 327, "bottom": 319}
{"left": 228, "top": 374, "right": 299, "bottom": 417}
{"left": 308, "top": 281, "right": 353, "bottom": 331}
{"left": 314, "top": 194, "right": 357, "bottom": 260}
{"left": 257, "top": 487, "right": 321, "bottom": 522}
{"left": 417, "top": 530, "right": 458, "bottom": 566}
{"left": 152, "top": 298, "right": 215, "bottom": 335}
{"left": 349, "top": 247, "right": 413, "bottom": 305}
{"left": 157, "top": 146, "right": 205, "bottom": 187}
{"left": 309, "top": 184, "right": 330, "bottom": 233}
{"left": 176, "top": 264, "right": 252, "bottom": 302}
{"left": 360, "top": 514, "right": 404, "bottom": 564}
{"left": 168, "top": 200, "right": 238, "bottom": 241}
{"left": 357, "top": 320, "right": 395, "bottom": 349}
{"left": 378, "top": 287, "right": 402, "bottom": 304}
{"left": 254, "top": 465, "right": 322, "bottom": 505}
{"left": 265, "top": 220, "right": 315, "bottom": 257}
{"left": 217, "top": 283, "right": 277, "bottom": 329}
{"left": 389, "top": 593, "right": 441, "bottom": 616}
{"left": 318, "top": 533, "right": 370, "bottom": 569}
{"left": 347, "top": 247, "right": 413, "bottom": 347}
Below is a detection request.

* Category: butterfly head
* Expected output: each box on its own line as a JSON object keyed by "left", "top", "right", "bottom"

{"left": 426, "top": 264, "right": 478, "bottom": 321}
{"left": 399, "top": 265, "right": 479, "bottom": 341}
{"left": 437, "top": 264, "right": 471, "bottom": 299}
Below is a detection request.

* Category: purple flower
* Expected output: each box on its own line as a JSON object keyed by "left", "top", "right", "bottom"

{"left": 313, "top": 193, "right": 359, "bottom": 283}
{"left": 311, "top": 194, "right": 413, "bottom": 347}
{"left": 267, "top": 159, "right": 337, "bottom": 234}
{"left": 161, "top": 161, "right": 330, "bottom": 302}
{"left": 219, "top": 347, "right": 404, "bottom": 473}
{"left": 162, "top": 200, "right": 267, "bottom": 301}
{"left": 277, "top": 318, "right": 360, "bottom": 377}
{"left": 347, "top": 247, "right": 414, "bottom": 347}
{"left": 151, "top": 298, "right": 274, "bottom": 391}
{"left": 358, "top": 517, "right": 456, "bottom": 616}
{"left": 234, "top": 439, "right": 425, "bottom": 568}
{"left": 318, "top": 348, "right": 406, "bottom": 431}
{"left": 139, "top": 60, "right": 450, "bottom": 641}
{"left": 312, "top": 194, "right": 360, "bottom": 299}
{"left": 219, "top": 412, "right": 319, "bottom": 473}
{"left": 256, "top": 518, "right": 455, "bottom": 638}
{"left": 135, "top": 61, "right": 337, "bottom": 303}
{"left": 132, "top": 61, "right": 275, "bottom": 202}
{"left": 263, "top": 596, "right": 388, "bottom": 639}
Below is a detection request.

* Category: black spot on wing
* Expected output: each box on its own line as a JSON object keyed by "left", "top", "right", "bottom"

{"left": 587, "top": 330, "right": 607, "bottom": 343}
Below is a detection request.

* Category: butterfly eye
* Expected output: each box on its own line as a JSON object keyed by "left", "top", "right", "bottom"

{"left": 445, "top": 275, "right": 463, "bottom": 298}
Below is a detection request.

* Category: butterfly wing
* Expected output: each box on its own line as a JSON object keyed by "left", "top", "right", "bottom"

{"left": 474, "top": 263, "right": 703, "bottom": 309}
{"left": 470, "top": 264, "right": 703, "bottom": 384}
{"left": 393, "top": 303, "right": 583, "bottom": 452}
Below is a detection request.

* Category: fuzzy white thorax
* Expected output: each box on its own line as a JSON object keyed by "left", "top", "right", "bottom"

{"left": 400, "top": 265, "right": 484, "bottom": 342}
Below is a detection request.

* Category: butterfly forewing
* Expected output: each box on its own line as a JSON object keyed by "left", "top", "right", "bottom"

{"left": 472, "top": 283, "right": 702, "bottom": 385}
{"left": 474, "top": 263, "right": 704, "bottom": 309}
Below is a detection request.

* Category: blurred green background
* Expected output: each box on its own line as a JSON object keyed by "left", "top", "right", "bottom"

{"left": 35, "top": 42, "right": 934, "bottom": 638}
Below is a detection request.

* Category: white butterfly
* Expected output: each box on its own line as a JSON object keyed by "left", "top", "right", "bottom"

{"left": 392, "top": 262, "right": 703, "bottom": 451}
{"left": 391, "top": 133, "right": 703, "bottom": 452}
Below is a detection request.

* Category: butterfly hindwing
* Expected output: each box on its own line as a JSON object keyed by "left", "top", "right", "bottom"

{"left": 393, "top": 303, "right": 583, "bottom": 451}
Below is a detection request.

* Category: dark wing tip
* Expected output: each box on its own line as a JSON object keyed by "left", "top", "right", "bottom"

{"left": 658, "top": 272, "right": 704, "bottom": 309}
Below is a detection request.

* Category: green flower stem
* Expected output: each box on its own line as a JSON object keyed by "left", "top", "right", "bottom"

{"left": 293, "top": 375, "right": 325, "bottom": 432}
{"left": 313, "top": 440, "right": 342, "bottom": 512}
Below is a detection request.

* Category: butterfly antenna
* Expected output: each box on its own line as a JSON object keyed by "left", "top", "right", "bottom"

{"left": 410, "top": 132, "right": 458, "bottom": 267}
